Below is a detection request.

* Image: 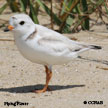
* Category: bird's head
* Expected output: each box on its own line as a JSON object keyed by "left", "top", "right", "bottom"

{"left": 4, "top": 14, "right": 35, "bottom": 36}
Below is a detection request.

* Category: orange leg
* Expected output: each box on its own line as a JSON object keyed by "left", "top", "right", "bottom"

{"left": 33, "top": 65, "right": 52, "bottom": 93}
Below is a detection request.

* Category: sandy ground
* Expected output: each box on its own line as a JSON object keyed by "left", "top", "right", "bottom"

{"left": 0, "top": 11, "right": 108, "bottom": 108}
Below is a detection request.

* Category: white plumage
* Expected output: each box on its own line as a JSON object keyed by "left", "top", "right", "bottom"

{"left": 4, "top": 14, "right": 101, "bottom": 93}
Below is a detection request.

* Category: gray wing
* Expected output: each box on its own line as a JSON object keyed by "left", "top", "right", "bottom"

{"left": 37, "top": 36, "right": 88, "bottom": 55}
{"left": 36, "top": 24, "right": 89, "bottom": 54}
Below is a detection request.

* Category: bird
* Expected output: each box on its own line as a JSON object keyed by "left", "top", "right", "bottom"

{"left": 4, "top": 14, "right": 102, "bottom": 93}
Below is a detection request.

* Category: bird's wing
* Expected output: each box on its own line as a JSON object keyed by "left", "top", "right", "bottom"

{"left": 36, "top": 25, "right": 88, "bottom": 55}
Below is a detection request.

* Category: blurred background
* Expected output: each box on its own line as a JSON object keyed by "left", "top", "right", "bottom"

{"left": 0, "top": 0, "right": 108, "bottom": 33}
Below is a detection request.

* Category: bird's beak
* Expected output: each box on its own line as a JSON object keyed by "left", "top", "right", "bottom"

{"left": 4, "top": 25, "right": 14, "bottom": 32}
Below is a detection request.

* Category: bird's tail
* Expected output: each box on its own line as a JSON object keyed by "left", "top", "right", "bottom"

{"left": 74, "top": 44, "right": 102, "bottom": 55}
{"left": 89, "top": 45, "right": 102, "bottom": 50}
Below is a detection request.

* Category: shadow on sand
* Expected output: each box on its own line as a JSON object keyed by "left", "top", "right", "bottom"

{"left": 0, "top": 84, "right": 85, "bottom": 93}
{"left": 78, "top": 56, "right": 108, "bottom": 65}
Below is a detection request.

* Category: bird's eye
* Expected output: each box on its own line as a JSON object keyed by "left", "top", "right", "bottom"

{"left": 19, "top": 21, "right": 25, "bottom": 25}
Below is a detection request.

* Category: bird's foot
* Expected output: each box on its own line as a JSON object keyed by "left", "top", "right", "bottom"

{"left": 32, "top": 87, "right": 52, "bottom": 93}
{"left": 47, "top": 87, "right": 52, "bottom": 91}
{"left": 32, "top": 89, "right": 46, "bottom": 93}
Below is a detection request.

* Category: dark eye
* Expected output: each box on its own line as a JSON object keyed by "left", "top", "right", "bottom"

{"left": 19, "top": 21, "right": 25, "bottom": 25}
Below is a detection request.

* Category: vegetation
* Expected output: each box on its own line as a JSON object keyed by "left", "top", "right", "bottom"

{"left": 0, "top": 0, "right": 108, "bottom": 33}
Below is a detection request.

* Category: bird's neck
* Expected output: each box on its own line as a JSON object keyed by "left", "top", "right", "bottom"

{"left": 14, "top": 25, "right": 36, "bottom": 41}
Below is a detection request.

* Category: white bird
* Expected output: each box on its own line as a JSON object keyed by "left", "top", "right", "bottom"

{"left": 4, "top": 14, "right": 102, "bottom": 93}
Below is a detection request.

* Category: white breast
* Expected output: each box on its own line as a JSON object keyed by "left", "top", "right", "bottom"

{"left": 14, "top": 35, "right": 76, "bottom": 65}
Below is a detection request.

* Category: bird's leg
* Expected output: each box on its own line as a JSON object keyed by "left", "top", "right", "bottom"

{"left": 45, "top": 65, "right": 52, "bottom": 91}
{"left": 33, "top": 65, "right": 52, "bottom": 93}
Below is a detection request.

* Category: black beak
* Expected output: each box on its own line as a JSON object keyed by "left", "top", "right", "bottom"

{"left": 4, "top": 27, "right": 10, "bottom": 32}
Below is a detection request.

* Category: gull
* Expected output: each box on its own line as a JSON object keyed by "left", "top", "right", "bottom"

{"left": 4, "top": 14, "right": 102, "bottom": 93}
